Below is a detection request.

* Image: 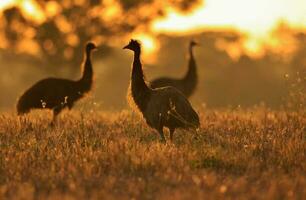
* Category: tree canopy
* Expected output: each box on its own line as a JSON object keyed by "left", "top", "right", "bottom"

{"left": 0, "top": 0, "right": 200, "bottom": 68}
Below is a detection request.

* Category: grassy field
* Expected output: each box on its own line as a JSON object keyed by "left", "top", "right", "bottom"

{"left": 0, "top": 108, "right": 305, "bottom": 199}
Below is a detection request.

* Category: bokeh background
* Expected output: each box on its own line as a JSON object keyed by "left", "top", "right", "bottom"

{"left": 0, "top": 0, "right": 305, "bottom": 111}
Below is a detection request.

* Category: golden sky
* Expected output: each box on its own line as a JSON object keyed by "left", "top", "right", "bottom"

{"left": 151, "top": 0, "right": 306, "bottom": 59}
{"left": 0, "top": 0, "right": 305, "bottom": 59}
{"left": 152, "top": 0, "right": 306, "bottom": 34}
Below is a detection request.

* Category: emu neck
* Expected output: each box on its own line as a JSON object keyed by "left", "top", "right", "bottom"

{"left": 183, "top": 45, "right": 197, "bottom": 84}
{"left": 131, "top": 50, "right": 151, "bottom": 112}
{"left": 78, "top": 50, "right": 93, "bottom": 93}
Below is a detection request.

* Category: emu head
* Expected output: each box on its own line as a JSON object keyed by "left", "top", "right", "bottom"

{"left": 123, "top": 39, "right": 141, "bottom": 52}
{"left": 86, "top": 42, "right": 97, "bottom": 53}
{"left": 190, "top": 40, "right": 199, "bottom": 47}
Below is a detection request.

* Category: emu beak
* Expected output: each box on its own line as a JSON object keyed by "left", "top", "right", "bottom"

{"left": 123, "top": 45, "right": 128, "bottom": 49}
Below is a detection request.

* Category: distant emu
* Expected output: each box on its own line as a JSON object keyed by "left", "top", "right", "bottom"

{"left": 150, "top": 40, "right": 199, "bottom": 98}
{"left": 17, "top": 42, "right": 97, "bottom": 123}
{"left": 124, "top": 39, "right": 200, "bottom": 142}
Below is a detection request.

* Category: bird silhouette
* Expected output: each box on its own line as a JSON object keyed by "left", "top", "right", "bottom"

{"left": 124, "top": 39, "right": 200, "bottom": 142}
{"left": 150, "top": 40, "right": 199, "bottom": 98}
{"left": 17, "top": 42, "right": 97, "bottom": 124}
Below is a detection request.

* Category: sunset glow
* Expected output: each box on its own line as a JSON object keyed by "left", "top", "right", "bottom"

{"left": 152, "top": 0, "right": 306, "bottom": 35}
{"left": 131, "top": 33, "right": 160, "bottom": 63}
{"left": 151, "top": 0, "right": 306, "bottom": 58}
{"left": 0, "top": 0, "right": 14, "bottom": 10}
{"left": 0, "top": 0, "right": 45, "bottom": 23}
{"left": 0, "top": 0, "right": 305, "bottom": 58}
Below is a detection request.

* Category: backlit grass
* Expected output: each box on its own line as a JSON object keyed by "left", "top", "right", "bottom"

{"left": 0, "top": 108, "right": 305, "bottom": 199}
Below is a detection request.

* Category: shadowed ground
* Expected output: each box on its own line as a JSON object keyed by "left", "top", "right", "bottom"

{"left": 0, "top": 109, "right": 305, "bottom": 199}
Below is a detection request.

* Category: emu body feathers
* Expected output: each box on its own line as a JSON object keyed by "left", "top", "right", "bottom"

{"left": 150, "top": 41, "right": 198, "bottom": 98}
{"left": 17, "top": 42, "right": 97, "bottom": 122}
{"left": 124, "top": 39, "right": 199, "bottom": 142}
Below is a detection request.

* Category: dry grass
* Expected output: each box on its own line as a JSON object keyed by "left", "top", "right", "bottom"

{"left": 0, "top": 108, "right": 305, "bottom": 199}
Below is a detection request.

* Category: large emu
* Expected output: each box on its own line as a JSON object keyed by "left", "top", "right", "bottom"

{"left": 124, "top": 39, "right": 200, "bottom": 142}
{"left": 17, "top": 42, "right": 97, "bottom": 123}
{"left": 150, "top": 40, "right": 199, "bottom": 98}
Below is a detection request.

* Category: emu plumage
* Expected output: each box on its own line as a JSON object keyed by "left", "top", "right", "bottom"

{"left": 150, "top": 40, "right": 198, "bottom": 98}
{"left": 16, "top": 42, "right": 97, "bottom": 123}
{"left": 124, "top": 39, "right": 200, "bottom": 142}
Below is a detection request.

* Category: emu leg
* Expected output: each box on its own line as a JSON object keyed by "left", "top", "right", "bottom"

{"left": 158, "top": 128, "right": 166, "bottom": 143}
{"left": 157, "top": 113, "right": 166, "bottom": 142}
{"left": 68, "top": 102, "right": 74, "bottom": 110}
{"left": 51, "top": 106, "right": 62, "bottom": 126}
{"left": 169, "top": 127, "right": 175, "bottom": 141}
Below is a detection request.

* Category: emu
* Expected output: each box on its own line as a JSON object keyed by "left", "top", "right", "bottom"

{"left": 150, "top": 40, "right": 199, "bottom": 98}
{"left": 123, "top": 39, "right": 200, "bottom": 142}
{"left": 17, "top": 42, "right": 97, "bottom": 123}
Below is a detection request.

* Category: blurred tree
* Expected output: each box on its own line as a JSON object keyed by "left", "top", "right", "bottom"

{"left": 0, "top": 0, "right": 200, "bottom": 73}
